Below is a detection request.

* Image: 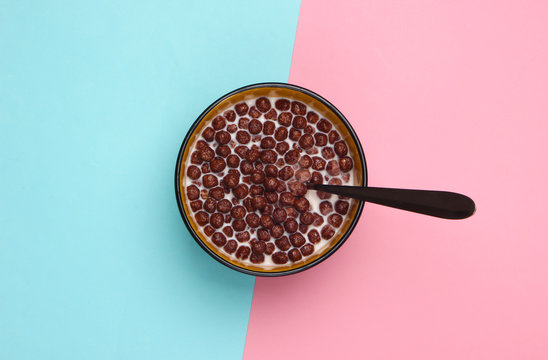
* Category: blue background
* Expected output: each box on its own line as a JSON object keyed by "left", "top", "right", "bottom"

{"left": 0, "top": 1, "right": 300, "bottom": 358}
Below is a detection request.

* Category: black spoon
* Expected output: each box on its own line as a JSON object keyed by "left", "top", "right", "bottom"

{"left": 309, "top": 184, "right": 476, "bottom": 219}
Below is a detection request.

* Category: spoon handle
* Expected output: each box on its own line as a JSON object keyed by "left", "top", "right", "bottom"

{"left": 312, "top": 185, "right": 476, "bottom": 219}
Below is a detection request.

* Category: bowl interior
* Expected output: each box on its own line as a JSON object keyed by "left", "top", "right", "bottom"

{"left": 176, "top": 84, "right": 366, "bottom": 275}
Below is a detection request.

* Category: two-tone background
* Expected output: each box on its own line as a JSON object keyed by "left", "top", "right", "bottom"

{"left": 2, "top": 1, "right": 547, "bottom": 359}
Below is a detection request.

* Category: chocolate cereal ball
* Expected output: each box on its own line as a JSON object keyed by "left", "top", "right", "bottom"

{"left": 270, "top": 224, "right": 284, "bottom": 238}
{"left": 236, "top": 231, "right": 250, "bottom": 243}
{"left": 289, "top": 233, "right": 305, "bottom": 247}
{"left": 272, "top": 251, "right": 289, "bottom": 264}
{"left": 212, "top": 115, "right": 226, "bottom": 130}
{"left": 215, "top": 130, "right": 230, "bottom": 145}
{"left": 211, "top": 232, "right": 227, "bottom": 246}
{"left": 291, "top": 101, "right": 307, "bottom": 115}
{"left": 275, "top": 237, "right": 290, "bottom": 251}
{"left": 217, "top": 199, "right": 232, "bottom": 213}
{"left": 275, "top": 99, "right": 290, "bottom": 111}
{"left": 236, "top": 245, "right": 251, "bottom": 260}
{"left": 187, "top": 165, "right": 201, "bottom": 180}
{"left": 227, "top": 154, "right": 240, "bottom": 168}
{"left": 321, "top": 225, "right": 335, "bottom": 240}
{"left": 210, "top": 213, "right": 224, "bottom": 229}
{"left": 236, "top": 130, "right": 251, "bottom": 144}
{"left": 335, "top": 200, "right": 350, "bottom": 215}
{"left": 284, "top": 218, "right": 298, "bottom": 233}
{"left": 203, "top": 198, "right": 217, "bottom": 213}
{"left": 210, "top": 157, "right": 226, "bottom": 173}
{"left": 298, "top": 134, "right": 314, "bottom": 149}
{"left": 233, "top": 184, "right": 249, "bottom": 199}
{"left": 339, "top": 156, "right": 354, "bottom": 172}
{"left": 278, "top": 112, "right": 292, "bottom": 126}
{"left": 334, "top": 140, "right": 348, "bottom": 156}
{"left": 223, "top": 173, "right": 240, "bottom": 189}
{"left": 224, "top": 240, "right": 237, "bottom": 254}
{"left": 248, "top": 119, "right": 262, "bottom": 134}
{"left": 195, "top": 211, "right": 209, "bottom": 226}
{"left": 272, "top": 208, "right": 287, "bottom": 223}
{"left": 294, "top": 197, "right": 310, "bottom": 213}
{"left": 186, "top": 185, "right": 200, "bottom": 200}
{"left": 328, "top": 213, "right": 343, "bottom": 228}
{"left": 300, "top": 243, "right": 314, "bottom": 256}
{"left": 203, "top": 174, "right": 218, "bottom": 188}
{"left": 235, "top": 102, "right": 249, "bottom": 116}
{"left": 256, "top": 97, "right": 271, "bottom": 112}
{"left": 307, "top": 230, "right": 321, "bottom": 244}
{"left": 288, "top": 248, "right": 302, "bottom": 262}
{"left": 317, "top": 118, "right": 332, "bottom": 133}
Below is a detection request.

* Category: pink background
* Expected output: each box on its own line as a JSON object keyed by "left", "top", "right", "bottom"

{"left": 245, "top": 0, "right": 548, "bottom": 359}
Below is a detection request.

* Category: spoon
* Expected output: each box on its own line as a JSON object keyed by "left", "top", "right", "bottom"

{"left": 308, "top": 184, "right": 476, "bottom": 219}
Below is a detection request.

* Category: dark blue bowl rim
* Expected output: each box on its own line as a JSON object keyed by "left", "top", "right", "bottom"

{"left": 175, "top": 82, "right": 368, "bottom": 277}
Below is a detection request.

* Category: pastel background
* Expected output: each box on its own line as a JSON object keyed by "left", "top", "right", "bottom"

{"left": 246, "top": 0, "right": 548, "bottom": 359}
{"left": 0, "top": 1, "right": 299, "bottom": 359}
{"left": 2, "top": 1, "right": 547, "bottom": 360}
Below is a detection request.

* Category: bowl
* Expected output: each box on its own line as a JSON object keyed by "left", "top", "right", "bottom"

{"left": 175, "top": 82, "right": 367, "bottom": 276}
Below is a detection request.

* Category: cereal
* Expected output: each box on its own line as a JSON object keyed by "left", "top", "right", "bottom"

{"left": 272, "top": 208, "right": 288, "bottom": 223}
{"left": 183, "top": 95, "right": 358, "bottom": 269}
{"left": 215, "top": 130, "right": 230, "bottom": 145}
{"left": 288, "top": 248, "right": 303, "bottom": 262}
{"left": 274, "top": 127, "right": 288, "bottom": 141}
{"left": 203, "top": 127, "right": 215, "bottom": 142}
{"left": 339, "top": 156, "right": 354, "bottom": 172}
{"left": 320, "top": 201, "right": 333, "bottom": 215}
{"left": 298, "top": 134, "right": 314, "bottom": 149}
{"left": 222, "top": 173, "right": 239, "bottom": 189}
{"left": 248, "top": 119, "right": 262, "bottom": 134}
{"left": 245, "top": 213, "right": 260, "bottom": 228}
{"left": 224, "top": 240, "right": 237, "bottom": 254}
{"left": 328, "top": 214, "right": 343, "bottom": 228}
{"left": 203, "top": 198, "right": 216, "bottom": 213}
{"left": 210, "top": 157, "right": 226, "bottom": 173}
{"left": 289, "top": 233, "right": 305, "bottom": 247}
{"left": 291, "top": 101, "right": 307, "bottom": 115}
{"left": 210, "top": 213, "right": 224, "bottom": 229}
{"left": 311, "top": 157, "right": 326, "bottom": 171}
{"left": 236, "top": 130, "right": 251, "bottom": 144}
{"left": 321, "top": 225, "right": 335, "bottom": 240}
{"left": 335, "top": 200, "right": 349, "bottom": 215}
{"left": 321, "top": 147, "right": 335, "bottom": 160}
{"left": 292, "top": 115, "right": 307, "bottom": 129}
{"left": 190, "top": 200, "right": 203, "bottom": 212}
{"left": 256, "top": 97, "right": 271, "bottom": 112}
{"left": 235, "top": 102, "right": 248, "bottom": 116}
{"left": 284, "top": 218, "right": 298, "bottom": 233}
{"left": 222, "top": 226, "right": 234, "bottom": 237}
{"left": 264, "top": 109, "right": 277, "bottom": 120}
{"left": 334, "top": 140, "right": 348, "bottom": 157}
{"left": 249, "top": 106, "right": 261, "bottom": 119}
{"left": 236, "top": 245, "right": 251, "bottom": 260}
{"left": 314, "top": 133, "right": 328, "bottom": 146}
{"left": 317, "top": 118, "right": 332, "bottom": 133}
{"left": 216, "top": 145, "right": 231, "bottom": 157}
{"left": 328, "top": 130, "right": 340, "bottom": 144}
{"left": 278, "top": 112, "right": 292, "bottom": 126}
{"left": 224, "top": 110, "right": 236, "bottom": 122}
{"left": 235, "top": 231, "right": 250, "bottom": 242}
{"left": 300, "top": 243, "right": 314, "bottom": 256}
{"left": 209, "top": 187, "right": 224, "bottom": 200}
{"left": 216, "top": 199, "right": 231, "bottom": 213}
{"left": 212, "top": 115, "right": 226, "bottom": 130}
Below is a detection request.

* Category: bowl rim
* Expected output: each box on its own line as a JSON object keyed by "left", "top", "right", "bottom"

{"left": 175, "top": 82, "right": 368, "bottom": 277}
